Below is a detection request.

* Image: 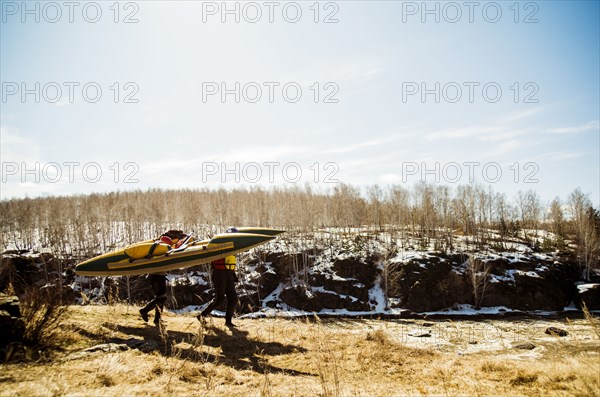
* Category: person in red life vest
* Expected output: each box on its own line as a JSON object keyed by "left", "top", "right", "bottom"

{"left": 198, "top": 227, "right": 239, "bottom": 327}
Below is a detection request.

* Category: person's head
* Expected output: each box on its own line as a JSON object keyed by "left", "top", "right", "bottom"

{"left": 226, "top": 227, "right": 239, "bottom": 233}
{"left": 164, "top": 230, "right": 186, "bottom": 240}
{"left": 160, "top": 235, "right": 173, "bottom": 245}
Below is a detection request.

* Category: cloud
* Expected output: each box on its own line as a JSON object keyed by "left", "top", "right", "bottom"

{"left": 363, "top": 67, "right": 382, "bottom": 80}
{"left": 322, "top": 135, "right": 403, "bottom": 154}
{"left": 547, "top": 120, "right": 599, "bottom": 134}
{"left": 533, "top": 151, "right": 584, "bottom": 162}
{"left": 0, "top": 126, "right": 42, "bottom": 162}
{"left": 379, "top": 173, "right": 403, "bottom": 184}
{"left": 425, "top": 125, "right": 534, "bottom": 142}
{"left": 424, "top": 107, "right": 547, "bottom": 143}
{"left": 299, "top": 59, "right": 385, "bottom": 86}
{"left": 207, "top": 144, "right": 312, "bottom": 163}
{"left": 140, "top": 144, "right": 313, "bottom": 177}
{"left": 425, "top": 125, "right": 502, "bottom": 140}
{"left": 499, "top": 107, "right": 544, "bottom": 123}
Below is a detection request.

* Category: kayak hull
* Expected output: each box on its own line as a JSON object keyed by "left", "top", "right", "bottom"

{"left": 75, "top": 232, "right": 277, "bottom": 276}
{"left": 236, "top": 227, "right": 286, "bottom": 236}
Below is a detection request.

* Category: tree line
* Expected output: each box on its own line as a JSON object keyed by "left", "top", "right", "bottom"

{"left": 1, "top": 183, "right": 598, "bottom": 278}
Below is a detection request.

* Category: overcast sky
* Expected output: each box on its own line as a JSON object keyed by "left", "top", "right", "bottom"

{"left": 1, "top": 1, "right": 598, "bottom": 206}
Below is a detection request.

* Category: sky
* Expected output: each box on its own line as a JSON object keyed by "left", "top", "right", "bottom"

{"left": 1, "top": 0, "right": 599, "bottom": 206}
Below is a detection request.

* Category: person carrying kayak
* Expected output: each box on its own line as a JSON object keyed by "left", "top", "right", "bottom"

{"left": 139, "top": 271, "right": 168, "bottom": 326}
{"left": 198, "top": 227, "right": 240, "bottom": 327}
{"left": 139, "top": 230, "right": 188, "bottom": 325}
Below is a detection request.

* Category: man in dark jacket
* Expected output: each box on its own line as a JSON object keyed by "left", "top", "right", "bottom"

{"left": 139, "top": 272, "right": 167, "bottom": 326}
{"left": 198, "top": 227, "right": 239, "bottom": 327}
{"left": 138, "top": 230, "right": 186, "bottom": 326}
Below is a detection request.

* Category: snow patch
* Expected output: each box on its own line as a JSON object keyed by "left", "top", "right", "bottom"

{"left": 368, "top": 276, "right": 386, "bottom": 313}
{"left": 311, "top": 286, "right": 358, "bottom": 302}
{"left": 423, "top": 304, "right": 518, "bottom": 316}
{"left": 576, "top": 283, "right": 599, "bottom": 293}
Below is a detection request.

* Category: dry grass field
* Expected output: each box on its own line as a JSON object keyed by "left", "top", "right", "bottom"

{"left": 1, "top": 305, "right": 599, "bottom": 397}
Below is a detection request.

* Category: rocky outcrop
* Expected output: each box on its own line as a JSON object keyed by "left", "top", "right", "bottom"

{"left": 278, "top": 284, "right": 370, "bottom": 312}
{"left": 483, "top": 260, "right": 579, "bottom": 311}
{"left": 2, "top": 248, "right": 596, "bottom": 315}
{"left": 0, "top": 293, "right": 25, "bottom": 360}
{"left": 577, "top": 283, "right": 600, "bottom": 310}
{"left": 302, "top": 255, "right": 378, "bottom": 311}
{"left": 386, "top": 254, "right": 581, "bottom": 312}
{"left": 1, "top": 254, "right": 77, "bottom": 297}
{"left": 389, "top": 253, "right": 471, "bottom": 312}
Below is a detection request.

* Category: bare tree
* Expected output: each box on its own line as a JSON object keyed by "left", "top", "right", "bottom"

{"left": 568, "top": 189, "right": 600, "bottom": 280}
{"left": 467, "top": 255, "right": 491, "bottom": 309}
{"left": 516, "top": 190, "right": 541, "bottom": 244}
{"left": 549, "top": 197, "right": 565, "bottom": 237}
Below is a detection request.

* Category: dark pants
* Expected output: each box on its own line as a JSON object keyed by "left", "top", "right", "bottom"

{"left": 141, "top": 274, "right": 167, "bottom": 322}
{"left": 201, "top": 269, "right": 238, "bottom": 322}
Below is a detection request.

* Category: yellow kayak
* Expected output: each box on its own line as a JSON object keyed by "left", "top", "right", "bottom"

{"left": 75, "top": 228, "right": 285, "bottom": 276}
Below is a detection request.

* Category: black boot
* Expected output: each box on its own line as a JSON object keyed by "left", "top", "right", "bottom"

{"left": 139, "top": 309, "right": 149, "bottom": 322}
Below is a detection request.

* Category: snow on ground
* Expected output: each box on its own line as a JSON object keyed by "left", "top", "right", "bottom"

{"left": 170, "top": 305, "right": 223, "bottom": 316}
{"left": 261, "top": 284, "right": 284, "bottom": 308}
{"left": 576, "top": 283, "right": 599, "bottom": 293}
{"left": 368, "top": 276, "right": 387, "bottom": 313}
{"left": 422, "top": 304, "right": 518, "bottom": 316}
{"left": 167, "top": 273, "right": 208, "bottom": 286}
{"left": 490, "top": 269, "right": 543, "bottom": 284}
{"left": 311, "top": 286, "right": 359, "bottom": 302}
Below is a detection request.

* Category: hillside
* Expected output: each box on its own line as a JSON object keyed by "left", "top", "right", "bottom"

{"left": 2, "top": 229, "right": 599, "bottom": 317}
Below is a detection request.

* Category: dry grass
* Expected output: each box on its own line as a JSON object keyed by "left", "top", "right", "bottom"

{"left": 20, "top": 286, "right": 69, "bottom": 347}
{"left": 1, "top": 305, "right": 599, "bottom": 396}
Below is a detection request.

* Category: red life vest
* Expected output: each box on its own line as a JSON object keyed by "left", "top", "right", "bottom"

{"left": 211, "top": 256, "right": 236, "bottom": 270}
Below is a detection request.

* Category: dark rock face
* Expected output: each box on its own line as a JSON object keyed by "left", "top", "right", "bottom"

{"left": 1, "top": 254, "right": 79, "bottom": 306}
{"left": 0, "top": 294, "right": 25, "bottom": 359}
{"left": 310, "top": 273, "right": 370, "bottom": 302}
{"left": 485, "top": 257, "right": 511, "bottom": 275}
{"left": 263, "top": 253, "right": 305, "bottom": 279}
{"left": 237, "top": 263, "right": 282, "bottom": 313}
{"left": 483, "top": 261, "right": 579, "bottom": 311}
{"left": 168, "top": 278, "right": 211, "bottom": 308}
{"left": 279, "top": 286, "right": 321, "bottom": 312}
{"left": 389, "top": 253, "right": 471, "bottom": 312}
{"left": 1, "top": 248, "right": 594, "bottom": 315}
{"left": 278, "top": 285, "right": 371, "bottom": 312}
{"left": 257, "top": 270, "right": 280, "bottom": 298}
{"left": 0, "top": 293, "right": 21, "bottom": 318}
{"left": 302, "top": 255, "right": 379, "bottom": 311}
{"left": 386, "top": 254, "right": 580, "bottom": 313}
{"left": 1, "top": 254, "right": 77, "bottom": 297}
{"left": 578, "top": 283, "right": 600, "bottom": 310}
{"left": 332, "top": 257, "right": 378, "bottom": 287}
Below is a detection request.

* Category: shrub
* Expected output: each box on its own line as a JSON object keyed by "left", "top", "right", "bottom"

{"left": 21, "top": 286, "right": 68, "bottom": 346}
